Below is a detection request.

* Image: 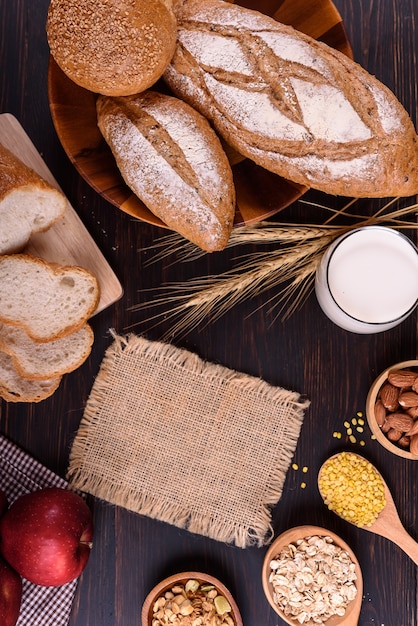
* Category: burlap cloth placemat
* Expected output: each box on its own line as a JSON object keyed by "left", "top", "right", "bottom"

{"left": 68, "top": 333, "right": 310, "bottom": 548}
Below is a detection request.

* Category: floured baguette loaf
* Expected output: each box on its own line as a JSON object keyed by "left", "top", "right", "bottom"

{"left": 0, "top": 143, "right": 66, "bottom": 254}
{"left": 97, "top": 91, "right": 236, "bottom": 251}
{"left": 0, "top": 254, "right": 100, "bottom": 342}
{"left": 0, "top": 351, "right": 61, "bottom": 403}
{"left": 0, "top": 322, "right": 94, "bottom": 380}
{"left": 164, "top": 0, "right": 418, "bottom": 198}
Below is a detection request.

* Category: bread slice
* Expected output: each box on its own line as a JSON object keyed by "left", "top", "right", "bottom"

{"left": 0, "top": 322, "right": 94, "bottom": 380}
{"left": 0, "top": 143, "right": 66, "bottom": 254}
{"left": 0, "top": 254, "right": 100, "bottom": 342}
{"left": 97, "top": 91, "right": 236, "bottom": 251}
{"left": 164, "top": 0, "right": 418, "bottom": 198}
{"left": 0, "top": 351, "right": 61, "bottom": 403}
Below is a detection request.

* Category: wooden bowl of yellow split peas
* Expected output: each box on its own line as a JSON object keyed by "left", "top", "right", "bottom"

{"left": 141, "top": 572, "right": 243, "bottom": 626}
{"left": 318, "top": 452, "right": 387, "bottom": 528}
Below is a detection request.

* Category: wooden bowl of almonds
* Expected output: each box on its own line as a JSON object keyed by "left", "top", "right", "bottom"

{"left": 366, "top": 360, "right": 418, "bottom": 459}
{"left": 262, "top": 525, "right": 363, "bottom": 626}
{"left": 141, "top": 571, "right": 243, "bottom": 626}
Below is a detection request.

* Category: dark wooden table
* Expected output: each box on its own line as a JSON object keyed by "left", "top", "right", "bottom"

{"left": 1, "top": 1, "right": 417, "bottom": 625}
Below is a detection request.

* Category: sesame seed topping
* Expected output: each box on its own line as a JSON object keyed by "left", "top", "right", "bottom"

{"left": 47, "top": 0, "right": 176, "bottom": 94}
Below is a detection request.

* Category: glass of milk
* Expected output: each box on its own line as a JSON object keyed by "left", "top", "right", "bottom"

{"left": 315, "top": 226, "right": 418, "bottom": 333}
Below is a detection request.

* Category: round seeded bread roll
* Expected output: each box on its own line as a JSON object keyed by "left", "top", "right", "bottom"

{"left": 46, "top": 0, "right": 177, "bottom": 96}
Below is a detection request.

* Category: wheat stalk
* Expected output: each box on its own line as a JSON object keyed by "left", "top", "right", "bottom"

{"left": 144, "top": 202, "right": 418, "bottom": 263}
{"left": 131, "top": 201, "right": 418, "bottom": 337}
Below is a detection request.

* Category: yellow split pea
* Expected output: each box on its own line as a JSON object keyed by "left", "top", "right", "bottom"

{"left": 319, "top": 452, "right": 386, "bottom": 527}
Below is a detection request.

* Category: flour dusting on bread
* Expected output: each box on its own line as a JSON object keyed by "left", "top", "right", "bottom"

{"left": 97, "top": 92, "right": 235, "bottom": 251}
{"left": 165, "top": 0, "right": 418, "bottom": 197}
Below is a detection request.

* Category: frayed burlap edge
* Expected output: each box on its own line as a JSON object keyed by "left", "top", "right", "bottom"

{"left": 68, "top": 332, "right": 310, "bottom": 548}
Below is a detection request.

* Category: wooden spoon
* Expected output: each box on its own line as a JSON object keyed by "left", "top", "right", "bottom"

{"left": 262, "top": 525, "right": 363, "bottom": 626}
{"left": 318, "top": 452, "right": 418, "bottom": 565}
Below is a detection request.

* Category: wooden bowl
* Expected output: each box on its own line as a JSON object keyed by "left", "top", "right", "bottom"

{"left": 48, "top": 0, "right": 352, "bottom": 230}
{"left": 141, "top": 571, "right": 243, "bottom": 626}
{"left": 366, "top": 360, "right": 418, "bottom": 460}
{"left": 262, "top": 525, "right": 363, "bottom": 626}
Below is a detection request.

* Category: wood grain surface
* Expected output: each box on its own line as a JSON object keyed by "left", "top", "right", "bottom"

{"left": 0, "top": 0, "right": 417, "bottom": 625}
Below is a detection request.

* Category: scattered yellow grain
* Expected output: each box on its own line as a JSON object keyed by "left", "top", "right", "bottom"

{"left": 357, "top": 426, "right": 364, "bottom": 433}
{"left": 352, "top": 418, "right": 357, "bottom": 426}
{"left": 357, "top": 411, "right": 363, "bottom": 417}
{"left": 349, "top": 435, "right": 357, "bottom": 444}
{"left": 300, "top": 482, "right": 307, "bottom": 489}
{"left": 360, "top": 440, "right": 366, "bottom": 446}
{"left": 358, "top": 418, "right": 365, "bottom": 426}
{"left": 343, "top": 421, "right": 350, "bottom": 428}
{"left": 347, "top": 427, "right": 353, "bottom": 435}
{"left": 318, "top": 452, "right": 386, "bottom": 527}
{"left": 302, "top": 466, "right": 308, "bottom": 473}
{"left": 371, "top": 434, "right": 377, "bottom": 440}
{"left": 292, "top": 463, "right": 299, "bottom": 470}
{"left": 333, "top": 431, "right": 342, "bottom": 439}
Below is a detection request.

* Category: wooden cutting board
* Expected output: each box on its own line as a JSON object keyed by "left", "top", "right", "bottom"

{"left": 0, "top": 113, "right": 123, "bottom": 314}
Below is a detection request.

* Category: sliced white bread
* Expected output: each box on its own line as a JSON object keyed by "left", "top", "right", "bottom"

{"left": 0, "top": 254, "right": 100, "bottom": 342}
{"left": 0, "top": 351, "right": 61, "bottom": 403}
{"left": 0, "top": 143, "right": 66, "bottom": 254}
{"left": 0, "top": 322, "right": 94, "bottom": 380}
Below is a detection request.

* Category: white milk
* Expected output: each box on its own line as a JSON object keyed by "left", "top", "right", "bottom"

{"left": 315, "top": 226, "right": 418, "bottom": 333}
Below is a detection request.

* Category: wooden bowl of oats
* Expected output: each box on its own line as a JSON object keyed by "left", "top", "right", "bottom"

{"left": 262, "top": 526, "right": 363, "bottom": 625}
{"left": 141, "top": 571, "right": 243, "bottom": 626}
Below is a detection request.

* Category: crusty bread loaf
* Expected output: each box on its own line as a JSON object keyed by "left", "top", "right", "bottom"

{"left": 97, "top": 91, "right": 236, "bottom": 251}
{"left": 46, "top": 0, "right": 177, "bottom": 96}
{"left": 0, "top": 254, "right": 100, "bottom": 342}
{"left": 0, "top": 322, "right": 94, "bottom": 380}
{"left": 0, "top": 351, "right": 61, "bottom": 403}
{"left": 0, "top": 143, "right": 66, "bottom": 254}
{"left": 164, "top": 0, "right": 418, "bottom": 198}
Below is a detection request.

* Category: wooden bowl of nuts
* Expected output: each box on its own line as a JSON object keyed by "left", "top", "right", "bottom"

{"left": 366, "top": 360, "right": 418, "bottom": 459}
{"left": 141, "top": 571, "right": 243, "bottom": 626}
{"left": 262, "top": 525, "right": 363, "bottom": 626}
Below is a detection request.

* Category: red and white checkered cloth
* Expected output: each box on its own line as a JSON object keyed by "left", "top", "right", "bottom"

{"left": 0, "top": 435, "right": 79, "bottom": 626}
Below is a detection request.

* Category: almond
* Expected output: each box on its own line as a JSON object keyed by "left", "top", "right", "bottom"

{"left": 413, "top": 378, "right": 418, "bottom": 394}
{"left": 388, "top": 369, "right": 418, "bottom": 388}
{"left": 410, "top": 434, "right": 418, "bottom": 456}
{"left": 381, "top": 419, "right": 391, "bottom": 433}
{"left": 406, "top": 420, "right": 418, "bottom": 437}
{"left": 398, "top": 435, "right": 410, "bottom": 448}
{"left": 406, "top": 406, "right": 418, "bottom": 418}
{"left": 374, "top": 400, "right": 387, "bottom": 427}
{"left": 379, "top": 382, "right": 399, "bottom": 411}
{"left": 385, "top": 412, "right": 414, "bottom": 432}
{"left": 387, "top": 428, "right": 402, "bottom": 442}
{"left": 398, "top": 391, "right": 418, "bottom": 408}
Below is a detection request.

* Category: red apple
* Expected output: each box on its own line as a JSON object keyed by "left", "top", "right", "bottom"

{"left": 0, "top": 489, "right": 8, "bottom": 517}
{"left": 0, "top": 487, "right": 93, "bottom": 587}
{"left": 0, "top": 555, "right": 22, "bottom": 626}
